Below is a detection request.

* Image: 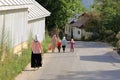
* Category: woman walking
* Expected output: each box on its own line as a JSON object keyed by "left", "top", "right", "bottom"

{"left": 51, "top": 34, "right": 57, "bottom": 52}
{"left": 30, "top": 34, "right": 43, "bottom": 70}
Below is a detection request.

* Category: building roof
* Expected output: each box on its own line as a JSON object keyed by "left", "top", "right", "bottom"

{"left": 0, "top": 0, "right": 33, "bottom": 11}
{"left": 71, "top": 16, "right": 89, "bottom": 28}
{"left": 28, "top": 1, "right": 51, "bottom": 20}
{"left": 68, "top": 14, "right": 81, "bottom": 24}
{"left": 71, "top": 13, "right": 89, "bottom": 28}
{"left": 0, "top": 0, "right": 33, "bottom": 6}
{"left": 0, "top": 0, "right": 51, "bottom": 20}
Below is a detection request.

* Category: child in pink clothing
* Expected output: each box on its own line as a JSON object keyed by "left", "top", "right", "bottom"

{"left": 70, "top": 38, "right": 75, "bottom": 52}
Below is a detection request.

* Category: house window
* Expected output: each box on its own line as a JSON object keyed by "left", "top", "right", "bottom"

{"left": 78, "top": 31, "right": 80, "bottom": 34}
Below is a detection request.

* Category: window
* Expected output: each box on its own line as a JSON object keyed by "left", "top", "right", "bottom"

{"left": 78, "top": 31, "right": 80, "bottom": 34}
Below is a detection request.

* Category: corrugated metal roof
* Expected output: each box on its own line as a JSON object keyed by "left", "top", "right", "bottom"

{"left": 0, "top": 2, "right": 2, "bottom": 6}
{"left": 0, "top": 0, "right": 33, "bottom": 6}
{"left": 0, "top": 0, "right": 50, "bottom": 20}
{"left": 28, "top": 1, "right": 51, "bottom": 20}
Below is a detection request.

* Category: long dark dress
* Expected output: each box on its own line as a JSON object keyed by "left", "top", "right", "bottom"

{"left": 31, "top": 51, "right": 42, "bottom": 68}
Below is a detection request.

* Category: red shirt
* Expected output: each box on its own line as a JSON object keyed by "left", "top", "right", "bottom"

{"left": 57, "top": 41, "right": 61, "bottom": 47}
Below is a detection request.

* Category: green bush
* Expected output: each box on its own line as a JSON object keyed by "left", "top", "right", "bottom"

{"left": 42, "top": 34, "right": 51, "bottom": 53}
{"left": 90, "top": 32, "right": 99, "bottom": 41}
{"left": 116, "top": 32, "right": 120, "bottom": 48}
{"left": 99, "top": 30, "right": 116, "bottom": 43}
{"left": 116, "top": 32, "right": 120, "bottom": 40}
{"left": 104, "top": 30, "right": 114, "bottom": 36}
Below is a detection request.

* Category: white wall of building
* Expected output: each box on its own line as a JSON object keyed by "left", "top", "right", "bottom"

{"left": 0, "top": 0, "right": 50, "bottom": 51}
{"left": 73, "top": 27, "right": 82, "bottom": 39}
{"left": 0, "top": 9, "right": 28, "bottom": 47}
{"left": 28, "top": 18, "right": 45, "bottom": 42}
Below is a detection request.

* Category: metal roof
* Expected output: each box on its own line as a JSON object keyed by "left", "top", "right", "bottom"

{"left": 28, "top": 1, "right": 51, "bottom": 20}
{"left": 71, "top": 16, "right": 89, "bottom": 28}
{"left": 0, "top": 0, "right": 51, "bottom": 20}
{"left": 0, "top": 0, "right": 33, "bottom": 6}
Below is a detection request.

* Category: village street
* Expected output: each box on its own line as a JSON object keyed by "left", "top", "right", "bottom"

{"left": 15, "top": 41, "right": 120, "bottom": 80}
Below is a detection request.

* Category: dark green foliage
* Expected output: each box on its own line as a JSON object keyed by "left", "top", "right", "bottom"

{"left": 115, "top": 32, "right": 120, "bottom": 54}
{"left": 91, "top": 32, "right": 99, "bottom": 41}
{"left": 94, "top": 0, "right": 120, "bottom": 33}
{"left": 85, "top": 0, "right": 120, "bottom": 45}
{"left": 36, "top": 0, "right": 85, "bottom": 30}
{"left": 42, "top": 33, "right": 51, "bottom": 53}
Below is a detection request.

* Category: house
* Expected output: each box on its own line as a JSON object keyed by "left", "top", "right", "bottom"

{"left": 0, "top": 0, "right": 50, "bottom": 54}
{"left": 28, "top": 1, "right": 50, "bottom": 42}
{"left": 65, "top": 13, "right": 89, "bottom": 40}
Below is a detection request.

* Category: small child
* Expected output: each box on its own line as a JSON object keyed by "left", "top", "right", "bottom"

{"left": 57, "top": 39, "right": 61, "bottom": 52}
{"left": 70, "top": 38, "right": 75, "bottom": 52}
{"left": 61, "top": 37, "right": 67, "bottom": 53}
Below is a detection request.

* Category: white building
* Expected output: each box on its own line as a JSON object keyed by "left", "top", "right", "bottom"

{"left": 0, "top": 0, "right": 50, "bottom": 54}
{"left": 28, "top": 1, "right": 50, "bottom": 42}
{"left": 65, "top": 13, "right": 89, "bottom": 40}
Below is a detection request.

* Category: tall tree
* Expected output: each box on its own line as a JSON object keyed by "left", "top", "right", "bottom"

{"left": 36, "top": 0, "right": 85, "bottom": 30}
{"left": 83, "top": 0, "right": 120, "bottom": 41}
{"left": 93, "top": 0, "right": 120, "bottom": 33}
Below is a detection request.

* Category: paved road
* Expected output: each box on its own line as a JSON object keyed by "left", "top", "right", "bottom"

{"left": 15, "top": 41, "right": 120, "bottom": 80}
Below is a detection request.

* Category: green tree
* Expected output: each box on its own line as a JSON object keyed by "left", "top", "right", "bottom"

{"left": 85, "top": 0, "right": 120, "bottom": 42}
{"left": 36, "top": 0, "right": 85, "bottom": 30}
{"left": 93, "top": 0, "right": 120, "bottom": 33}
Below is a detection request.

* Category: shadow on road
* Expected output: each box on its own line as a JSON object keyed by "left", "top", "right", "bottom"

{"left": 39, "top": 69, "right": 120, "bottom": 80}
{"left": 80, "top": 51, "right": 120, "bottom": 63}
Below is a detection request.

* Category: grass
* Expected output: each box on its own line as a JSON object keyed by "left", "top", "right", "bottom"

{"left": 0, "top": 33, "right": 51, "bottom": 80}
{"left": 0, "top": 48, "right": 31, "bottom": 80}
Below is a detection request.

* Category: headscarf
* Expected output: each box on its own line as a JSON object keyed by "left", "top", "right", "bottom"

{"left": 63, "top": 36, "right": 66, "bottom": 40}
{"left": 34, "top": 34, "right": 39, "bottom": 42}
{"left": 62, "top": 36, "right": 67, "bottom": 45}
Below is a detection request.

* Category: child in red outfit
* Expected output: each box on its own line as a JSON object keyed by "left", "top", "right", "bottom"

{"left": 57, "top": 39, "right": 61, "bottom": 52}
{"left": 70, "top": 38, "right": 75, "bottom": 52}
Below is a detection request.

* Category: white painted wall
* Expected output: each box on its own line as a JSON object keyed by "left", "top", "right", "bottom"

{"left": 65, "top": 25, "right": 85, "bottom": 40}
{"left": 0, "top": 9, "right": 28, "bottom": 47}
{"left": 28, "top": 18, "right": 45, "bottom": 42}
{"left": 73, "top": 27, "right": 82, "bottom": 39}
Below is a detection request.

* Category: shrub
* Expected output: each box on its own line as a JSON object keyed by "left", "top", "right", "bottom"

{"left": 104, "top": 30, "right": 114, "bottom": 36}
{"left": 90, "top": 32, "right": 99, "bottom": 41}
{"left": 116, "top": 32, "right": 120, "bottom": 40}
{"left": 42, "top": 33, "right": 51, "bottom": 53}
